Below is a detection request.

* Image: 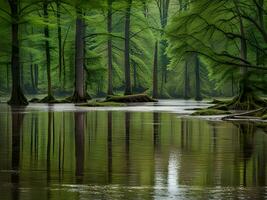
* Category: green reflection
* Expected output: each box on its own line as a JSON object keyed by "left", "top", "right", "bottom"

{"left": 0, "top": 107, "right": 266, "bottom": 200}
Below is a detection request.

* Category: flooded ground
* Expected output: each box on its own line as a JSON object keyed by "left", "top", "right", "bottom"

{"left": 0, "top": 100, "right": 266, "bottom": 200}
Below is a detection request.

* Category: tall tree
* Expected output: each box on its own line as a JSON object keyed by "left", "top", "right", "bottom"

{"left": 184, "top": 59, "right": 190, "bottom": 99}
{"left": 167, "top": 0, "right": 267, "bottom": 109}
{"left": 195, "top": 54, "right": 202, "bottom": 101}
{"left": 8, "top": 0, "right": 28, "bottom": 105}
{"left": 124, "top": 0, "right": 133, "bottom": 95}
{"left": 56, "top": 0, "right": 63, "bottom": 86}
{"left": 42, "top": 0, "right": 55, "bottom": 102}
{"left": 155, "top": 0, "right": 170, "bottom": 96}
{"left": 107, "top": 0, "right": 113, "bottom": 95}
{"left": 152, "top": 41, "right": 158, "bottom": 99}
{"left": 71, "top": 8, "right": 86, "bottom": 102}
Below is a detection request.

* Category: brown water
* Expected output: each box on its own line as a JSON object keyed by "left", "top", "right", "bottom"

{"left": 0, "top": 102, "right": 266, "bottom": 200}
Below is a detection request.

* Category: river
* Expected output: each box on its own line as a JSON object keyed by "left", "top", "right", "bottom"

{"left": 0, "top": 100, "right": 266, "bottom": 200}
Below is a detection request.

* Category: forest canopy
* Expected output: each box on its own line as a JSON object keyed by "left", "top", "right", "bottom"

{"left": 0, "top": 0, "right": 267, "bottom": 108}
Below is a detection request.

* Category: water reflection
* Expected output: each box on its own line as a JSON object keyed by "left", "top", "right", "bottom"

{"left": 75, "top": 112, "right": 85, "bottom": 182}
{"left": 0, "top": 105, "right": 266, "bottom": 199}
{"left": 11, "top": 107, "right": 25, "bottom": 200}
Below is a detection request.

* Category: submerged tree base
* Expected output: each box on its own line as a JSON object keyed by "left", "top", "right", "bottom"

{"left": 105, "top": 94, "right": 157, "bottom": 103}
{"left": 8, "top": 89, "right": 28, "bottom": 106}
{"left": 67, "top": 91, "right": 88, "bottom": 103}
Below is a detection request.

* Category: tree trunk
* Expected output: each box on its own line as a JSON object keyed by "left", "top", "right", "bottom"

{"left": 142, "top": 0, "right": 148, "bottom": 18}
{"left": 159, "top": 40, "right": 168, "bottom": 96}
{"left": 62, "top": 26, "right": 70, "bottom": 91}
{"left": 107, "top": 0, "right": 113, "bottom": 95}
{"left": 34, "top": 64, "right": 38, "bottom": 90}
{"left": 20, "top": 64, "right": 24, "bottom": 90}
{"left": 72, "top": 9, "right": 86, "bottom": 103}
{"left": 157, "top": 0, "right": 170, "bottom": 96}
{"left": 43, "top": 0, "right": 53, "bottom": 98}
{"left": 153, "top": 41, "right": 158, "bottom": 99}
{"left": 30, "top": 63, "right": 35, "bottom": 93}
{"left": 6, "top": 63, "right": 10, "bottom": 90}
{"left": 56, "top": 0, "right": 63, "bottom": 85}
{"left": 184, "top": 60, "right": 190, "bottom": 99}
{"left": 133, "top": 61, "right": 137, "bottom": 91}
{"left": 231, "top": 73, "right": 234, "bottom": 97}
{"left": 124, "top": 0, "right": 132, "bottom": 95}
{"left": 195, "top": 53, "right": 202, "bottom": 101}
{"left": 8, "top": 0, "right": 28, "bottom": 105}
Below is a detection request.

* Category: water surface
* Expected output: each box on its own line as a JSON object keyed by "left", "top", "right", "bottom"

{"left": 0, "top": 101, "right": 266, "bottom": 200}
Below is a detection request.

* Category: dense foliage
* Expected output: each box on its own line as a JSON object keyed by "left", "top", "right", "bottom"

{"left": 0, "top": 0, "right": 266, "bottom": 106}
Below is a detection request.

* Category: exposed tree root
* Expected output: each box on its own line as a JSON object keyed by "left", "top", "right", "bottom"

{"left": 193, "top": 88, "right": 267, "bottom": 119}
{"left": 192, "top": 108, "right": 231, "bottom": 116}
{"left": 226, "top": 93, "right": 267, "bottom": 110}
{"left": 8, "top": 89, "right": 28, "bottom": 106}
{"left": 222, "top": 108, "right": 267, "bottom": 120}
{"left": 68, "top": 91, "right": 87, "bottom": 103}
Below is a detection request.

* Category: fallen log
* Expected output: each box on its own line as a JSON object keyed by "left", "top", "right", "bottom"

{"left": 105, "top": 94, "right": 157, "bottom": 103}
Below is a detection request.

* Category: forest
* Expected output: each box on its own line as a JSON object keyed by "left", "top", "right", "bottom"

{"left": 1, "top": 1, "right": 267, "bottom": 199}
{"left": 0, "top": 0, "right": 267, "bottom": 113}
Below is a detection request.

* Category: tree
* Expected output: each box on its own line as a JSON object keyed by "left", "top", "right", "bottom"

{"left": 71, "top": 8, "right": 86, "bottom": 103}
{"left": 8, "top": 0, "right": 28, "bottom": 105}
{"left": 167, "top": 0, "right": 267, "bottom": 110}
{"left": 107, "top": 0, "right": 114, "bottom": 95}
{"left": 124, "top": 0, "right": 133, "bottom": 95}
{"left": 56, "top": 0, "right": 63, "bottom": 86}
{"left": 155, "top": 0, "right": 170, "bottom": 96}
{"left": 195, "top": 53, "right": 202, "bottom": 101}
{"left": 152, "top": 41, "right": 158, "bottom": 98}
{"left": 41, "top": 0, "right": 55, "bottom": 102}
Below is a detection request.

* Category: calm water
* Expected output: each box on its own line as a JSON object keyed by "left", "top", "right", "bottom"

{"left": 0, "top": 101, "right": 267, "bottom": 200}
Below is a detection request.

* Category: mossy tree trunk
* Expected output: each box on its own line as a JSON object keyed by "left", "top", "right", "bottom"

{"left": 8, "top": 0, "right": 28, "bottom": 106}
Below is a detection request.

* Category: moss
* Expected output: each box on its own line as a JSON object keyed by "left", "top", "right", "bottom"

{"left": 29, "top": 98, "right": 40, "bottom": 103}
{"left": 209, "top": 99, "right": 227, "bottom": 104}
{"left": 29, "top": 96, "right": 71, "bottom": 104}
{"left": 262, "top": 114, "right": 267, "bottom": 120}
{"left": 39, "top": 95, "right": 57, "bottom": 103}
{"left": 192, "top": 109, "right": 232, "bottom": 116}
{"left": 105, "top": 94, "right": 157, "bottom": 103}
{"left": 78, "top": 100, "right": 126, "bottom": 107}
{"left": 208, "top": 104, "right": 229, "bottom": 111}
